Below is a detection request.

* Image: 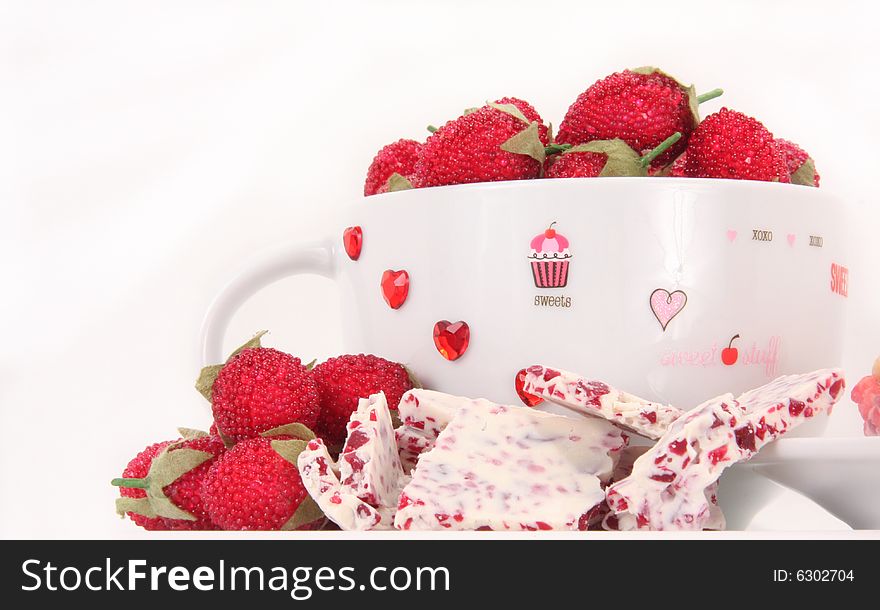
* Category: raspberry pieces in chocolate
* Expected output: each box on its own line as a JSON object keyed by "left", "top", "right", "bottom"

{"left": 519, "top": 365, "right": 684, "bottom": 439}
{"left": 395, "top": 389, "right": 496, "bottom": 472}
{"left": 394, "top": 401, "right": 626, "bottom": 531}
{"left": 298, "top": 392, "right": 407, "bottom": 530}
{"left": 605, "top": 369, "right": 845, "bottom": 531}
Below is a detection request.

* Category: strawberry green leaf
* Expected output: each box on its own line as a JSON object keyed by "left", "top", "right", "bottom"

{"left": 147, "top": 496, "right": 197, "bottom": 522}
{"left": 462, "top": 107, "right": 479, "bottom": 115}
{"left": 270, "top": 438, "right": 310, "bottom": 466}
{"left": 229, "top": 330, "right": 268, "bottom": 359}
{"left": 195, "top": 330, "right": 268, "bottom": 401}
{"left": 304, "top": 358, "right": 317, "bottom": 371}
{"left": 500, "top": 122, "right": 546, "bottom": 165}
{"left": 213, "top": 425, "right": 235, "bottom": 448}
{"left": 115, "top": 497, "right": 157, "bottom": 519}
{"left": 683, "top": 83, "right": 701, "bottom": 125}
{"left": 281, "top": 495, "right": 326, "bottom": 531}
{"left": 177, "top": 428, "right": 209, "bottom": 440}
{"left": 262, "top": 423, "right": 317, "bottom": 441}
{"left": 566, "top": 139, "right": 646, "bottom": 177}
{"left": 790, "top": 158, "right": 817, "bottom": 187}
{"left": 149, "top": 448, "right": 214, "bottom": 489}
{"left": 487, "top": 101, "right": 530, "bottom": 125}
{"left": 195, "top": 364, "right": 223, "bottom": 402}
{"left": 630, "top": 66, "right": 701, "bottom": 124}
{"left": 385, "top": 173, "right": 413, "bottom": 192}
{"left": 143, "top": 447, "right": 214, "bottom": 521}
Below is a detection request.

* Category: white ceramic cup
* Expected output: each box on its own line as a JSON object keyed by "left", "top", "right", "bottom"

{"left": 200, "top": 178, "right": 848, "bottom": 424}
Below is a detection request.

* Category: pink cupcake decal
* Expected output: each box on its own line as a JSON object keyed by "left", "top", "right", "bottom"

{"left": 529, "top": 222, "right": 572, "bottom": 288}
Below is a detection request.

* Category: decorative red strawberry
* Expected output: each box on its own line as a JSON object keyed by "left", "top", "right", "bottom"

{"left": 201, "top": 431, "right": 324, "bottom": 530}
{"left": 413, "top": 97, "right": 550, "bottom": 188}
{"left": 851, "top": 357, "right": 880, "bottom": 436}
{"left": 556, "top": 68, "right": 722, "bottom": 170}
{"left": 545, "top": 132, "right": 682, "bottom": 178}
{"left": 310, "top": 354, "right": 415, "bottom": 446}
{"left": 115, "top": 440, "right": 175, "bottom": 530}
{"left": 364, "top": 139, "right": 422, "bottom": 196}
{"left": 197, "top": 332, "right": 321, "bottom": 442}
{"left": 113, "top": 432, "right": 226, "bottom": 530}
{"left": 674, "top": 108, "right": 791, "bottom": 182}
{"left": 776, "top": 138, "right": 820, "bottom": 187}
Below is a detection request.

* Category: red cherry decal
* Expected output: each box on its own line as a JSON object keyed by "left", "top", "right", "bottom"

{"left": 721, "top": 334, "right": 740, "bottom": 366}
{"left": 515, "top": 369, "right": 543, "bottom": 407}
{"left": 343, "top": 226, "right": 362, "bottom": 260}
{"left": 433, "top": 320, "right": 470, "bottom": 361}
{"left": 544, "top": 221, "right": 557, "bottom": 239}
{"left": 381, "top": 270, "right": 410, "bottom": 309}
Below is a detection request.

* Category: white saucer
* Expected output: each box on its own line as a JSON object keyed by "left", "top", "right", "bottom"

{"left": 743, "top": 437, "right": 880, "bottom": 529}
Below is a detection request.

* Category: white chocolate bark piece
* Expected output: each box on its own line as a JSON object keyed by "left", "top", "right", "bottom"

{"left": 339, "top": 393, "right": 405, "bottom": 508}
{"left": 520, "top": 365, "right": 683, "bottom": 439}
{"left": 395, "top": 389, "right": 503, "bottom": 472}
{"left": 298, "top": 438, "right": 392, "bottom": 530}
{"left": 394, "top": 401, "right": 626, "bottom": 531}
{"left": 396, "top": 428, "right": 435, "bottom": 473}
{"left": 600, "top": 445, "right": 724, "bottom": 531}
{"left": 298, "top": 392, "right": 407, "bottom": 530}
{"left": 397, "top": 389, "right": 462, "bottom": 438}
{"left": 606, "top": 369, "right": 845, "bottom": 531}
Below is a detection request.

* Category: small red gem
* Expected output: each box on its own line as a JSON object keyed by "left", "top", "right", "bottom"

{"left": 343, "top": 226, "right": 363, "bottom": 260}
{"left": 515, "top": 369, "right": 543, "bottom": 407}
{"left": 381, "top": 269, "right": 409, "bottom": 309}
{"left": 433, "top": 320, "right": 470, "bottom": 361}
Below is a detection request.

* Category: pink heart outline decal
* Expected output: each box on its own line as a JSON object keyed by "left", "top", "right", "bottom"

{"left": 726, "top": 229, "right": 737, "bottom": 243}
{"left": 650, "top": 288, "right": 688, "bottom": 331}
{"left": 787, "top": 233, "right": 796, "bottom": 247}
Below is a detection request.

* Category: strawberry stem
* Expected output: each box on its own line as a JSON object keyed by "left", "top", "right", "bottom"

{"left": 639, "top": 132, "right": 682, "bottom": 168}
{"left": 111, "top": 477, "right": 149, "bottom": 489}
{"left": 545, "top": 143, "right": 571, "bottom": 155}
{"left": 697, "top": 88, "right": 723, "bottom": 104}
{"left": 427, "top": 125, "right": 438, "bottom": 133}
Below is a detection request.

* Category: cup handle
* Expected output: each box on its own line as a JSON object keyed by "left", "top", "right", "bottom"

{"left": 198, "top": 239, "right": 336, "bottom": 366}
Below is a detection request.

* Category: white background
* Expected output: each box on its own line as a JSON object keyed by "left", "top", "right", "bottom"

{"left": 2, "top": 0, "right": 878, "bottom": 538}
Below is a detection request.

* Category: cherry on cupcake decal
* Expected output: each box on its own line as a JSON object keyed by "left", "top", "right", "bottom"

{"left": 529, "top": 222, "right": 572, "bottom": 289}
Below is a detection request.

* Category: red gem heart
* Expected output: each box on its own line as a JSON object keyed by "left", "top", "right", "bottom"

{"left": 343, "top": 226, "right": 362, "bottom": 260}
{"left": 515, "top": 369, "right": 544, "bottom": 407}
{"left": 381, "top": 270, "right": 410, "bottom": 309}
{"left": 433, "top": 320, "right": 470, "bottom": 361}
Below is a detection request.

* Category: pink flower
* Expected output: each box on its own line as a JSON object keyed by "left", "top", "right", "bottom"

{"left": 851, "top": 375, "right": 880, "bottom": 436}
